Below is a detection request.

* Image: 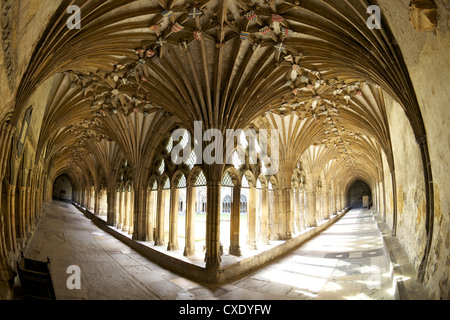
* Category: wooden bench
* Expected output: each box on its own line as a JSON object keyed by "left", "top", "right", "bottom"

{"left": 17, "top": 252, "right": 56, "bottom": 300}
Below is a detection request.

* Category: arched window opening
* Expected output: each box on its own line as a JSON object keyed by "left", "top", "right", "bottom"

{"left": 222, "top": 195, "right": 231, "bottom": 213}
{"left": 158, "top": 159, "right": 165, "bottom": 175}
{"left": 240, "top": 195, "right": 247, "bottom": 213}
{"left": 255, "top": 178, "right": 263, "bottom": 243}
{"left": 191, "top": 170, "right": 207, "bottom": 255}
{"left": 179, "top": 195, "right": 184, "bottom": 213}
{"left": 175, "top": 173, "right": 187, "bottom": 251}
{"left": 267, "top": 178, "right": 275, "bottom": 239}
{"left": 220, "top": 171, "right": 235, "bottom": 253}
{"left": 161, "top": 176, "right": 171, "bottom": 243}
{"left": 146, "top": 178, "right": 158, "bottom": 242}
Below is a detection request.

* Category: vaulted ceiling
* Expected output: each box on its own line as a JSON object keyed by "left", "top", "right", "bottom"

{"left": 11, "top": 0, "right": 422, "bottom": 189}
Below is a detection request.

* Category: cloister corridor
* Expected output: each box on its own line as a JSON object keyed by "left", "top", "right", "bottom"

{"left": 17, "top": 200, "right": 422, "bottom": 300}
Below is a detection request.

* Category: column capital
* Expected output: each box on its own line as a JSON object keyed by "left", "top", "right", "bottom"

{"left": 207, "top": 180, "right": 222, "bottom": 187}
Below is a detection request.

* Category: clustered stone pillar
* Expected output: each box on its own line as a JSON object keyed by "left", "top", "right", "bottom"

{"left": 299, "top": 189, "right": 306, "bottom": 230}
{"left": 94, "top": 189, "right": 99, "bottom": 215}
{"left": 289, "top": 188, "right": 295, "bottom": 236}
{"left": 18, "top": 186, "right": 27, "bottom": 242}
{"left": 167, "top": 185, "right": 179, "bottom": 251}
{"left": 324, "top": 191, "right": 330, "bottom": 220}
{"left": 107, "top": 188, "right": 116, "bottom": 226}
{"left": 0, "top": 123, "right": 13, "bottom": 286}
{"left": 205, "top": 179, "right": 221, "bottom": 270}
{"left": 6, "top": 184, "right": 17, "bottom": 253}
{"left": 155, "top": 186, "right": 166, "bottom": 246}
{"left": 133, "top": 187, "right": 147, "bottom": 241}
{"left": 229, "top": 183, "right": 241, "bottom": 256}
{"left": 247, "top": 184, "right": 257, "bottom": 250}
{"left": 271, "top": 189, "right": 280, "bottom": 240}
{"left": 147, "top": 189, "right": 156, "bottom": 242}
{"left": 117, "top": 188, "right": 124, "bottom": 228}
{"left": 307, "top": 190, "right": 317, "bottom": 227}
{"left": 294, "top": 188, "right": 300, "bottom": 233}
{"left": 183, "top": 184, "right": 196, "bottom": 257}
{"left": 124, "top": 186, "right": 133, "bottom": 235}
{"left": 261, "top": 184, "right": 270, "bottom": 245}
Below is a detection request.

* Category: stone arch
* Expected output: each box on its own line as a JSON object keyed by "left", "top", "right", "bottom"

{"left": 223, "top": 166, "right": 241, "bottom": 187}
{"left": 147, "top": 175, "right": 158, "bottom": 190}
{"left": 241, "top": 170, "right": 256, "bottom": 188}
{"left": 159, "top": 174, "right": 171, "bottom": 190}
{"left": 171, "top": 169, "right": 188, "bottom": 188}
{"left": 187, "top": 165, "right": 207, "bottom": 188}
{"left": 268, "top": 175, "right": 278, "bottom": 190}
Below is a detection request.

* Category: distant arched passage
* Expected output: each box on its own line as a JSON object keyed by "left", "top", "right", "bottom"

{"left": 347, "top": 180, "right": 371, "bottom": 209}
{"left": 52, "top": 174, "right": 73, "bottom": 202}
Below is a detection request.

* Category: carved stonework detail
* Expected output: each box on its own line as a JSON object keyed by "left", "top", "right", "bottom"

{"left": 1, "top": 0, "right": 15, "bottom": 89}
{"left": 409, "top": 0, "right": 437, "bottom": 31}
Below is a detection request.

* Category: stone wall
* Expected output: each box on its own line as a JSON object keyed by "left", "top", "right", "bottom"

{"left": 385, "top": 94, "right": 428, "bottom": 276}
{"left": 378, "top": 0, "right": 450, "bottom": 299}
{"left": 1, "top": 0, "right": 60, "bottom": 116}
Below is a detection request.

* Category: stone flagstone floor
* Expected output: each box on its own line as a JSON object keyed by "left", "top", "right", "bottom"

{"left": 21, "top": 200, "right": 395, "bottom": 300}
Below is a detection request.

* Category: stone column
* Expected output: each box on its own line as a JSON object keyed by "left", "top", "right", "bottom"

{"left": 205, "top": 179, "right": 222, "bottom": 269}
{"left": 146, "top": 190, "right": 155, "bottom": 242}
{"left": 324, "top": 191, "right": 330, "bottom": 220}
{"left": 80, "top": 188, "right": 85, "bottom": 208}
{"left": 276, "top": 189, "right": 288, "bottom": 240}
{"left": 229, "top": 184, "right": 242, "bottom": 256}
{"left": 25, "top": 186, "right": 31, "bottom": 232}
{"left": 6, "top": 184, "right": 17, "bottom": 252}
{"left": 0, "top": 197, "right": 12, "bottom": 279}
{"left": 376, "top": 183, "right": 380, "bottom": 212}
{"left": 332, "top": 192, "right": 337, "bottom": 215}
{"left": 37, "top": 183, "right": 44, "bottom": 219}
{"left": 271, "top": 189, "right": 280, "bottom": 240}
{"left": 133, "top": 188, "right": 147, "bottom": 241}
{"left": 30, "top": 187, "right": 36, "bottom": 229}
{"left": 94, "top": 189, "right": 100, "bottom": 215}
{"left": 107, "top": 188, "right": 116, "bottom": 226}
{"left": 286, "top": 189, "right": 294, "bottom": 238}
{"left": 380, "top": 181, "right": 386, "bottom": 220}
{"left": 307, "top": 191, "right": 317, "bottom": 227}
{"left": 167, "top": 186, "right": 179, "bottom": 251}
{"left": 33, "top": 187, "right": 39, "bottom": 223}
{"left": 155, "top": 188, "right": 166, "bottom": 246}
{"left": 261, "top": 185, "right": 270, "bottom": 245}
{"left": 87, "top": 188, "right": 91, "bottom": 211}
{"left": 336, "top": 193, "right": 340, "bottom": 212}
{"left": 0, "top": 124, "right": 13, "bottom": 286}
{"left": 124, "top": 189, "right": 131, "bottom": 233}
{"left": 294, "top": 188, "right": 300, "bottom": 233}
{"left": 299, "top": 189, "right": 305, "bottom": 230}
{"left": 17, "top": 186, "right": 26, "bottom": 240}
{"left": 184, "top": 185, "right": 195, "bottom": 256}
{"left": 247, "top": 185, "right": 257, "bottom": 250}
{"left": 115, "top": 190, "right": 120, "bottom": 226}
{"left": 0, "top": 222, "right": 12, "bottom": 281}
{"left": 315, "top": 191, "right": 322, "bottom": 224}
{"left": 118, "top": 190, "right": 124, "bottom": 229}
